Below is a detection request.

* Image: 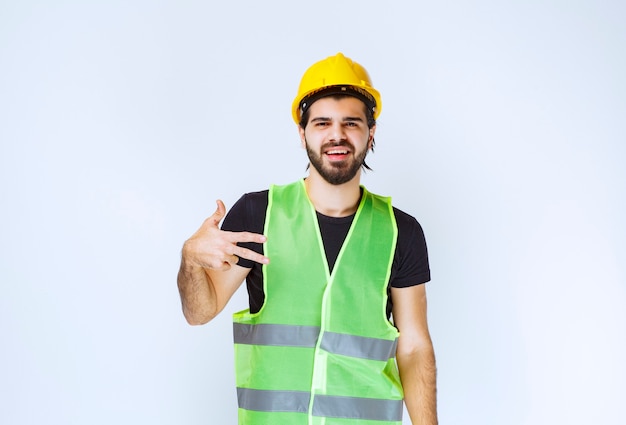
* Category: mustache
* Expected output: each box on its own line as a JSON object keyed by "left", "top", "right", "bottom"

{"left": 321, "top": 140, "right": 354, "bottom": 150}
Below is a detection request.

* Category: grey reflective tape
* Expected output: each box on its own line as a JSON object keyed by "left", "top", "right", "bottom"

{"left": 237, "top": 388, "right": 310, "bottom": 413}
{"left": 312, "top": 394, "right": 403, "bottom": 421}
{"left": 237, "top": 389, "right": 403, "bottom": 421}
{"left": 233, "top": 323, "right": 320, "bottom": 347}
{"left": 321, "top": 331, "right": 398, "bottom": 361}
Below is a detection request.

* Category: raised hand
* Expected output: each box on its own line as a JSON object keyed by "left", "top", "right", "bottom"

{"left": 182, "top": 200, "right": 269, "bottom": 271}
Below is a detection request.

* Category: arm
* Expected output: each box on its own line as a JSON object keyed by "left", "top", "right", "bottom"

{"left": 391, "top": 284, "right": 438, "bottom": 425}
{"left": 177, "top": 200, "right": 269, "bottom": 325}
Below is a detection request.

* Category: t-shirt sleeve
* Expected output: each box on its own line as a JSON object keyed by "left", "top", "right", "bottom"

{"left": 220, "top": 191, "right": 268, "bottom": 269}
{"left": 390, "top": 208, "right": 431, "bottom": 287}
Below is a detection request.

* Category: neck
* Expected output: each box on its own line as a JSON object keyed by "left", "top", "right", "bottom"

{"left": 304, "top": 170, "right": 362, "bottom": 217}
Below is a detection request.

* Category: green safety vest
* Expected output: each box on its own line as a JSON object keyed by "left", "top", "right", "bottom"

{"left": 233, "top": 180, "right": 403, "bottom": 424}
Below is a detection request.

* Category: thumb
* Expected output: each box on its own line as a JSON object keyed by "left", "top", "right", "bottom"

{"left": 208, "top": 199, "right": 227, "bottom": 227}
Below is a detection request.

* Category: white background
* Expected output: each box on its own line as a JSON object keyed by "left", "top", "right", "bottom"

{"left": 1, "top": 1, "right": 625, "bottom": 424}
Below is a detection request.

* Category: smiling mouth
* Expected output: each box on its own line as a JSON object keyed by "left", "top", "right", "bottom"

{"left": 325, "top": 148, "right": 350, "bottom": 156}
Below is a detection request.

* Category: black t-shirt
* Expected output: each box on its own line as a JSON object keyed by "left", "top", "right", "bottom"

{"left": 222, "top": 189, "right": 431, "bottom": 318}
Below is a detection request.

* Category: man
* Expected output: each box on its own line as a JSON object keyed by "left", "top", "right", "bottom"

{"left": 177, "top": 52, "right": 437, "bottom": 425}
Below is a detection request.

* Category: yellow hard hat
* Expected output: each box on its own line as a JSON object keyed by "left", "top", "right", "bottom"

{"left": 292, "top": 52, "right": 382, "bottom": 124}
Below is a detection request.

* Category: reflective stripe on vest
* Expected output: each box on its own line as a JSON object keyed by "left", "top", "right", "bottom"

{"left": 237, "top": 388, "right": 310, "bottom": 413}
{"left": 234, "top": 323, "right": 398, "bottom": 361}
{"left": 233, "top": 180, "right": 402, "bottom": 424}
{"left": 237, "top": 388, "right": 403, "bottom": 421}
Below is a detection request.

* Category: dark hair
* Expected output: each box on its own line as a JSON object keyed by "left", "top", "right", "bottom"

{"left": 299, "top": 93, "right": 377, "bottom": 171}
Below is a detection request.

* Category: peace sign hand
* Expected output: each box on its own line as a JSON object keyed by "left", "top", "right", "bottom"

{"left": 182, "top": 200, "right": 269, "bottom": 271}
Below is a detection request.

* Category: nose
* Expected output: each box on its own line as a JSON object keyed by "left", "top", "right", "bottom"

{"left": 329, "top": 122, "right": 346, "bottom": 142}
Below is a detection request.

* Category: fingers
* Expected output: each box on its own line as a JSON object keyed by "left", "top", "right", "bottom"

{"left": 203, "top": 247, "right": 267, "bottom": 269}
{"left": 221, "top": 235, "right": 269, "bottom": 265}
{"left": 225, "top": 230, "right": 267, "bottom": 245}
{"left": 191, "top": 246, "right": 240, "bottom": 271}
{"left": 189, "top": 199, "right": 269, "bottom": 268}
{"left": 232, "top": 245, "right": 270, "bottom": 265}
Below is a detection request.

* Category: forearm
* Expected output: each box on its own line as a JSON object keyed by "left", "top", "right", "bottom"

{"left": 397, "top": 345, "right": 438, "bottom": 425}
{"left": 176, "top": 200, "right": 261, "bottom": 325}
{"left": 177, "top": 253, "right": 218, "bottom": 325}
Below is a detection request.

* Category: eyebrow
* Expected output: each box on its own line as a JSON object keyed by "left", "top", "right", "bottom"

{"left": 343, "top": 116, "right": 364, "bottom": 122}
{"left": 310, "top": 116, "right": 365, "bottom": 123}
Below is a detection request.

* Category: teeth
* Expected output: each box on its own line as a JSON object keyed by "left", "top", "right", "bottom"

{"left": 327, "top": 150, "right": 348, "bottom": 155}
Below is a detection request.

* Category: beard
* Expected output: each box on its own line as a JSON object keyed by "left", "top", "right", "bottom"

{"left": 305, "top": 140, "right": 369, "bottom": 185}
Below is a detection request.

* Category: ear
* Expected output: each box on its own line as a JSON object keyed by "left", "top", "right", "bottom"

{"left": 298, "top": 125, "right": 306, "bottom": 148}
{"left": 368, "top": 125, "right": 376, "bottom": 150}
